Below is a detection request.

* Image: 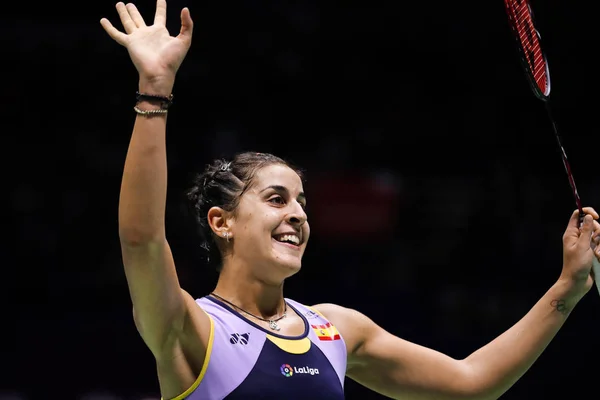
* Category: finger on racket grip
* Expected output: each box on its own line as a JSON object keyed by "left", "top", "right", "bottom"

{"left": 593, "top": 220, "right": 600, "bottom": 241}
{"left": 583, "top": 207, "right": 599, "bottom": 220}
{"left": 593, "top": 256, "right": 600, "bottom": 296}
{"left": 578, "top": 207, "right": 599, "bottom": 228}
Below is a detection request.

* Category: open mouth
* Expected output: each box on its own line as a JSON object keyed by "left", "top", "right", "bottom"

{"left": 272, "top": 233, "right": 301, "bottom": 248}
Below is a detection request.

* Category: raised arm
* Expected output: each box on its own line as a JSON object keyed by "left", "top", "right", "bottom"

{"left": 316, "top": 208, "right": 600, "bottom": 400}
{"left": 101, "top": 0, "right": 209, "bottom": 361}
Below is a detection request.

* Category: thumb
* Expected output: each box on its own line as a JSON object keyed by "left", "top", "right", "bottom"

{"left": 578, "top": 214, "right": 594, "bottom": 249}
{"left": 178, "top": 7, "right": 193, "bottom": 42}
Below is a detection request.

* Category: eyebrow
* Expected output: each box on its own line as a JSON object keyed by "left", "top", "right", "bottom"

{"left": 260, "top": 185, "right": 306, "bottom": 202}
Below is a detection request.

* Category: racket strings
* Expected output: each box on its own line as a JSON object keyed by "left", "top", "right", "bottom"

{"left": 505, "top": 0, "right": 584, "bottom": 224}
{"left": 507, "top": 1, "right": 548, "bottom": 93}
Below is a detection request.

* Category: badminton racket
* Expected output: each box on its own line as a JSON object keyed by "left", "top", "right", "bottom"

{"left": 503, "top": 0, "right": 600, "bottom": 294}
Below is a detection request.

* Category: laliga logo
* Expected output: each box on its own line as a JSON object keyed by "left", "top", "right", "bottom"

{"left": 280, "top": 364, "right": 293, "bottom": 377}
{"left": 280, "top": 364, "right": 320, "bottom": 377}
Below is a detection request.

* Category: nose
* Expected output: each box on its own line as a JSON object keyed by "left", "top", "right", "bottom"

{"left": 286, "top": 201, "right": 307, "bottom": 226}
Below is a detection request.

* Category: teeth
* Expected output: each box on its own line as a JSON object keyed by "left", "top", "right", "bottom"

{"left": 277, "top": 234, "right": 300, "bottom": 245}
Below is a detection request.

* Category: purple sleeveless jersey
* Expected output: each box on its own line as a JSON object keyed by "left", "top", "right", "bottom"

{"left": 168, "top": 296, "right": 347, "bottom": 400}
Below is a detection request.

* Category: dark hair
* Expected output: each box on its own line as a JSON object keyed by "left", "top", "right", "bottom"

{"left": 187, "top": 152, "right": 304, "bottom": 271}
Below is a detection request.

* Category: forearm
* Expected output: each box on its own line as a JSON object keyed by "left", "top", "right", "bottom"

{"left": 464, "top": 279, "right": 582, "bottom": 400}
{"left": 118, "top": 79, "right": 174, "bottom": 242}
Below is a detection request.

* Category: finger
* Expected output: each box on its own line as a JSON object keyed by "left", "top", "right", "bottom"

{"left": 154, "top": 0, "right": 167, "bottom": 26}
{"left": 592, "top": 220, "right": 600, "bottom": 248}
{"left": 566, "top": 208, "right": 582, "bottom": 231}
{"left": 116, "top": 2, "right": 137, "bottom": 34}
{"left": 582, "top": 207, "right": 599, "bottom": 220}
{"left": 100, "top": 18, "right": 128, "bottom": 45}
{"left": 593, "top": 220, "right": 600, "bottom": 236}
{"left": 177, "top": 7, "right": 194, "bottom": 42}
{"left": 577, "top": 214, "right": 595, "bottom": 249}
{"left": 126, "top": 3, "right": 147, "bottom": 28}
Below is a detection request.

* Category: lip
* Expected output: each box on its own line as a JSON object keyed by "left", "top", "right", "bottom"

{"left": 272, "top": 237, "right": 301, "bottom": 251}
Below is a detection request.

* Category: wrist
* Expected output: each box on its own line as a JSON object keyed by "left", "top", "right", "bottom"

{"left": 553, "top": 277, "right": 587, "bottom": 304}
{"left": 138, "top": 76, "right": 175, "bottom": 96}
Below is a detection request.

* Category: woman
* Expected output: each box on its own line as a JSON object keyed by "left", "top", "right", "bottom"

{"left": 100, "top": 1, "right": 600, "bottom": 399}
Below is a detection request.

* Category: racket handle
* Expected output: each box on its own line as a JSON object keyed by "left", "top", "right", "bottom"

{"left": 579, "top": 210, "right": 585, "bottom": 227}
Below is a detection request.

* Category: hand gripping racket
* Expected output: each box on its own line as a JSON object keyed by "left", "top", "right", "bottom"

{"left": 503, "top": 0, "right": 600, "bottom": 294}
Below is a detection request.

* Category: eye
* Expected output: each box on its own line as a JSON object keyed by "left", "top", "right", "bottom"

{"left": 268, "top": 195, "right": 286, "bottom": 206}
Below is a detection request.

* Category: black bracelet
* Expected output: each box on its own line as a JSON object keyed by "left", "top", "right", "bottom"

{"left": 136, "top": 91, "right": 174, "bottom": 109}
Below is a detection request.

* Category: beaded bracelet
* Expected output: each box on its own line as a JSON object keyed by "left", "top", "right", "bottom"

{"left": 133, "top": 106, "right": 169, "bottom": 116}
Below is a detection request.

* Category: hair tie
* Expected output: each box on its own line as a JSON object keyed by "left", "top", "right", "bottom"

{"left": 221, "top": 161, "right": 232, "bottom": 172}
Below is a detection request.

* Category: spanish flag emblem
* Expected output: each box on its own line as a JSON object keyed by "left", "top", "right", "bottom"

{"left": 311, "top": 322, "right": 341, "bottom": 341}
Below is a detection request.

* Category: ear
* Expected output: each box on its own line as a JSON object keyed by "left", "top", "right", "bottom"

{"left": 207, "top": 206, "right": 233, "bottom": 238}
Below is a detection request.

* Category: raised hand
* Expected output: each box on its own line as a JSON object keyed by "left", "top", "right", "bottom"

{"left": 100, "top": 0, "right": 193, "bottom": 92}
{"left": 560, "top": 207, "right": 600, "bottom": 296}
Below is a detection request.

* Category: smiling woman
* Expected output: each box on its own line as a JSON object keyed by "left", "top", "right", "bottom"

{"left": 174, "top": 154, "right": 348, "bottom": 399}
{"left": 186, "top": 153, "right": 308, "bottom": 275}
{"left": 101, "top": 0, "right": 600, "bottom": 399}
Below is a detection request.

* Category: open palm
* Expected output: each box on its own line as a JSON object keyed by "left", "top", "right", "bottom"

{"left": 100, "top": 0, "right": 193, "bottom": 82}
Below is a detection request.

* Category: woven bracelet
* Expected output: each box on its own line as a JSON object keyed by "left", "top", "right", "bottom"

{"left": 135, "top": 91, "right": 174, "bottom": 110}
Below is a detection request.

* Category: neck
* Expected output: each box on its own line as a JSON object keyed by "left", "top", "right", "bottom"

{"left": 213, "top": 261, "right": 286, "bottom": 319}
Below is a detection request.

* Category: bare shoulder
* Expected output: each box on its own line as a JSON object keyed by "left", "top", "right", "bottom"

{"left": 152, "top": 289, "right": 213, "bottom": 398}
{"left": 311, "top": 303, "right": 359, "bottom": 321}
{"left": 311, "top": 303, "right": 374, "bottom": 355}
{"left": 179, "top": 289, "right": 212, "bottom": 350}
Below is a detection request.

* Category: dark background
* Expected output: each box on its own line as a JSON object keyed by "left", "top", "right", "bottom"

{"left": 3, "top": 0, "right": 599, "bottom": 399}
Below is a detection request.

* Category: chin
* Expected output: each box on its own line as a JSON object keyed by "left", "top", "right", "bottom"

{"left": 278, "top": 258, "right": 302, "bottom": 275}
{"left": 270, "top": 255, "right": 303, "bottom": 280}
{"left": 257, "top": 260, "right": 301, "bottom": 286}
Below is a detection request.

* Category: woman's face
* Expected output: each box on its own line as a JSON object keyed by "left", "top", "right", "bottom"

{"left": 229, "top": 164, "right": 309, "bottom": 282}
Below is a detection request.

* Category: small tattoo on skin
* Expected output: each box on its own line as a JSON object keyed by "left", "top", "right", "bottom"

{"left": 551, "top": 299, "right": 568, "bottom": 314}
